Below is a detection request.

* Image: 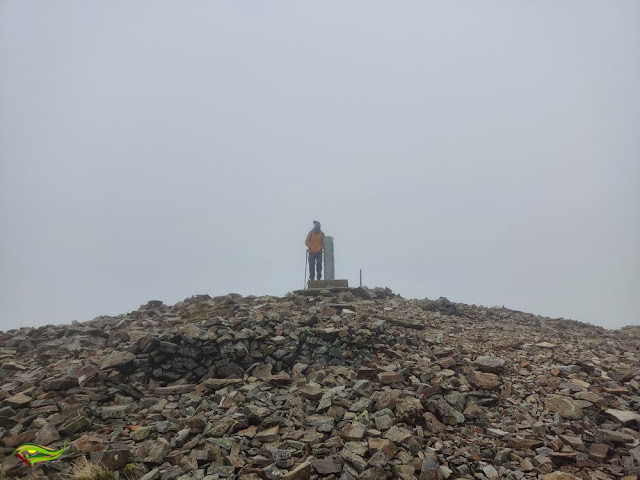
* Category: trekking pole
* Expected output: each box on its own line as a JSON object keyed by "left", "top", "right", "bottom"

{"left": 304, "top": 251, "right": 308, "bottom": 289}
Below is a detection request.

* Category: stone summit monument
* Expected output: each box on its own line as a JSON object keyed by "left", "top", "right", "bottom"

{"left": 307, "top": 235, "right": 349, "bottom": 289}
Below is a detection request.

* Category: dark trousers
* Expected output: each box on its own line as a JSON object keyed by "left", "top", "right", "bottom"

{"left": 308, "top": 252, "right": 322, "bottom": 279}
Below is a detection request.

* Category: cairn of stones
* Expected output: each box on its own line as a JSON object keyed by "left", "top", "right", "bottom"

{"left": 1, "top": 288, "right": 639, "bottom": 479}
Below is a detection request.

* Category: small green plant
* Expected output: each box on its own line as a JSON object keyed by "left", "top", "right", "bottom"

{"left": 354, "top": 408, "right": 370, "bottom": 423}
{"left": 122, "top": 462, "right": 148, "bottom": 480}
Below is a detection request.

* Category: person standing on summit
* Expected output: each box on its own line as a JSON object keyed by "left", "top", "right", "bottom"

{"left": 305, "top": 221, "right": 324, "bottom": 281}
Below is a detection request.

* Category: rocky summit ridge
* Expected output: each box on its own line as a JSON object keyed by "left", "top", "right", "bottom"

{"left": 1, "top": 287, "right": 639, "bottom": 480}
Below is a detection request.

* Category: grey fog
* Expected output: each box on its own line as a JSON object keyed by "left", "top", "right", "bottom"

{"left": 1, "top": 1, "right": 639, "bottom": 331}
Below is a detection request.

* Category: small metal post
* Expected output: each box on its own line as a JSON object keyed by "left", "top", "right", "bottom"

{"left": 359, "top": 269, "right": 362, "bottom": 287}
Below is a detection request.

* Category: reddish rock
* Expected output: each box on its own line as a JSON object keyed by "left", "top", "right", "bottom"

{"left": 396, "top": 397, "right": 424, "bottom": 422}
{"left": 5, "top": 392, "right": 31, "bottom": 407}
{"left": 298, "top": 384, "right": 324, "bottom": 400}
{"left": 90, "top": 445, "right": 130, "bottom": 470}
{"left": 545, "top": 395, "right": 583, "bottom": 420}
{"left": 357, "top": 367, "right": 378, "bottom": 379}
{"left": 312, "top": 459, "right": 342, "bottom": 474}
{"left": 383, "top": 425, "right": 412, "bottom": 443}
{"left": 589, "top": 443, "right": 609, "bottom": 461}
{"left": 267, "top": 372, "right": 292, "bottom": 386}
{"left": 368, "top": 438, "right": 398, "bottom": 458}
{"left": 2, "top": 430, "right": 36, "bottom": 447}
{"left": 340, "top": 423, "right": 366, "bottom": 440}
{"left": 255, "top": 426, "right": 279, "bottom": 442}
{"left": 282, "top": 460, "right": 312, "bottom": 480}
{"left": 377, "top": 371, "right": 404, "bottom": 384}
{"left": 371, "top": 389, "right": 403, "bottom": 410}
{"left": 237, "top": 425, "right": 258, "bottom": 438}
{"left": 605, "top": 408, "right": 640, "bottom": 426}
{"left": 100, "top": 351, "right": 136, "bottom": 369}
{"left": 468, "top": 370, "right": 502, "bottom": 389}
{"left": 541, "top": 473, "right": 581, "bottom": 480}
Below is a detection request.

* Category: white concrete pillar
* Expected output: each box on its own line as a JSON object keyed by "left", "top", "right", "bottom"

{"left": 323, "top": 236, "right": 335, "bottom": 280}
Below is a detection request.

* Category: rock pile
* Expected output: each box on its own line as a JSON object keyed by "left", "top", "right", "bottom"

{"left": 1, "top": 288, "right": 639, "bottom": 480}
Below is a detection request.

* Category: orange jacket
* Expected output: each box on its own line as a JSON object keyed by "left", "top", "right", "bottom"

{"left": 305, "top": 230, "right": 324, "bottom": 253}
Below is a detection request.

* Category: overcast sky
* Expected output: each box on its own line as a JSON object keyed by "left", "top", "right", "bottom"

{"left": 1, "top": 1, "right": 639, "bottom": 331}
